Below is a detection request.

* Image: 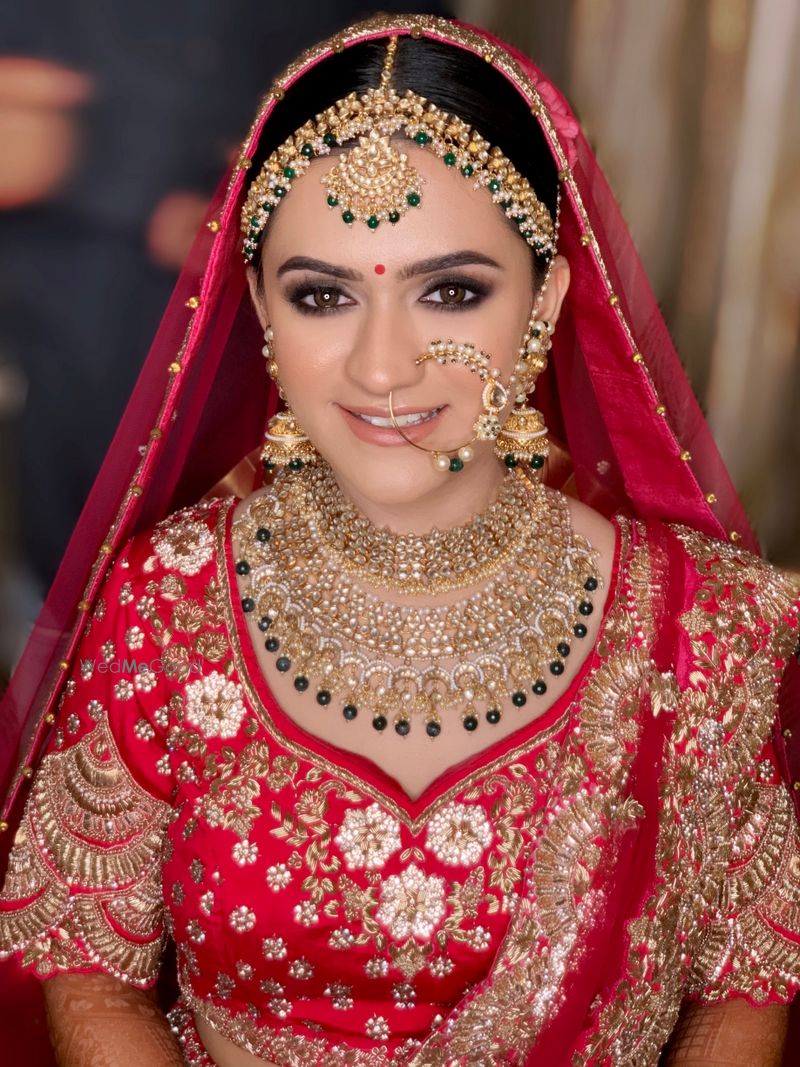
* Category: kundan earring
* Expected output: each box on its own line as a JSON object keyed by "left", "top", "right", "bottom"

{"left": 259, "top": 326, "right": 317, "bottom": 472}
{"left": 494, "top": 315, "right": 553, "bottom": 472}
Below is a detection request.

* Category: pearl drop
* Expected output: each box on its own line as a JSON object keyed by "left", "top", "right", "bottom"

{"left": 434, "top": 454, "right": 451, "bottom": 471}
{"left": 458, "top": 445, "right": 474, "bottom": 463}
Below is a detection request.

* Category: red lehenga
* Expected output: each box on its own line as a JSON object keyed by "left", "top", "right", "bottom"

{"left": 1, "top": 13, "right": 800, "bottom": 1067}
{"left": 1, "top": 492, "right": 798, "bottom": 1066}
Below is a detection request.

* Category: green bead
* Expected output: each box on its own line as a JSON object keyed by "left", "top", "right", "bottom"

{"left": 425, "top": 720, "right": 441, "bottom": 737}
{"left": 406, "top": 192, "right": 421, "bottom": 207}
{"left": 512, "top": 691, "right": 527, "bottom": 707}
{"left": 300, "top": 143, "right": 314, "bottom": 157}
{"left": 342, "top": 704, "right": 358, "bottom": 721}
{"left": 462, "top": 715, "right": 478, "bottom": 732}
{"left": 460, "top": 164, "right": 474, "bottom": 177}
{"left": 522, "top": 230, "right": 533, "bottom": 240}
{"left": 342, "top": 210, "right": 354, "bottom": 224}
{"left": 533, "top": 680, "right": 547, "bottom": 696}
{"left": 323, "top": 132, "right": 336, "bottom": 146}
{"left": 500, "top": 199, "right": 512, "bottom": 210}
{"left": 250, "top": 215, "right": 259, "bottom": 227}
{"left": 326, "top": 194, "right": 339, "bottom": 207}
{"left": 486, "top": 708, "right": 501, "bottom": 725}
{"left": 504, "top": 454, "right": 518, "bottom": 468}
{"left": 367, "top": 215, "right": 379, "bottom": 229}
{"left": 395, "top": 719, "right": 411, "bottom": 736}
{"left": 274, "top": 186, "right": 286, "bottom": 198}
{"left": 443, "top": 152, "right": 456, "bottom": 166}
{"left": 283, "top": 166, "right": 295, "bottom": 179}
{"left": 449, "top": 457, "right": 464, "bottom": 472}
{"left": 388, "top": 211, "right": 400, "bottom": 224}
{"left": 316, "top": 689, "right": 331, "bottom": 706}
{"left": 287, "top": 458, "right": 304, "bottom": 472}
{"left": 414, "top": 131, "right": 430, "bottom": 145}
{"left": 488, "top": 179, "right": 501, "bottom": 193}
{"left": 530, "top": 455, "right": 545, "bottom": 470}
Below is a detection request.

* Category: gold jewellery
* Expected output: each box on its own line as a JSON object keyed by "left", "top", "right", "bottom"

{"left": 232, "top": 462, "right": 601, "bottom": 738}
{"left": 241, "top": 36, "right": 556, "bottom": 261}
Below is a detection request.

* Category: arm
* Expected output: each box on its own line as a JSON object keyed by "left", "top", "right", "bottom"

{"left": 662, "top": 1000, "right": 789, "bottom": 1067}
{"left": 42, "top": 974, "right": 185, "bottom": 1067}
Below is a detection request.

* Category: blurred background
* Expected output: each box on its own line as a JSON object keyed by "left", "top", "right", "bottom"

{"left": 0, "top": 0, "right": 798, "bottom": 684}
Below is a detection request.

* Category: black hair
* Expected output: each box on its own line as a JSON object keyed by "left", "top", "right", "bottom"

{"left": 248, "top": 33, "right": 558, "bottom": 280}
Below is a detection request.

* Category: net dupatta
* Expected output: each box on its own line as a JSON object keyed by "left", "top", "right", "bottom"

{"left": 0, "top": 14, "right": 762, "bottom": 830}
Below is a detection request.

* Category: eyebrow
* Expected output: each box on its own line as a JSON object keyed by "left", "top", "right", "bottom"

{"left": 276, "top": 250, "right": 503, "bottom": 282}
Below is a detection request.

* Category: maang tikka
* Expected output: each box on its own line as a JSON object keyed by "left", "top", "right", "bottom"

{"left": 259, "top": 326, "right": 318, "bottom": 473}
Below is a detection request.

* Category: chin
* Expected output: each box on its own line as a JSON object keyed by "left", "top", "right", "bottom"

{"left": 323, "top": 445, "right": 448, "bottom": 509}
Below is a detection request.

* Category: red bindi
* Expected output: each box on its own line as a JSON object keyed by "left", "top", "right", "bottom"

{"left": 374, "top": 264, "right": 386, "bottom": 275}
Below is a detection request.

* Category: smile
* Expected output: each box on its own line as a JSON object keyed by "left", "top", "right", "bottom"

{"left": 351, "top": 407, "right": 443, "bottom": 428}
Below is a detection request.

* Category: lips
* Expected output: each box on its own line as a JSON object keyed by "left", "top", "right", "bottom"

{"left": 338, "top": 404, "right": 448, "bottom": 447}
{"left": 352, "top": 407, "right": 443, "bottom": 428}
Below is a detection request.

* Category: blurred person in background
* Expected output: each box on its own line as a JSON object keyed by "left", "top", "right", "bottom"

{"left": 0, "top": 10, "right": 798, "bottom": 1067}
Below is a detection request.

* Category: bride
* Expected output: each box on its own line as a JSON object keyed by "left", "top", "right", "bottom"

{"left": 1, "top": 14, "right": 797, "bottom": 1067}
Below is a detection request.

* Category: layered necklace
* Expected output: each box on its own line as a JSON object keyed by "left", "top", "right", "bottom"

{"left": 231, "top": 464, "right": 601, "bottom": 737}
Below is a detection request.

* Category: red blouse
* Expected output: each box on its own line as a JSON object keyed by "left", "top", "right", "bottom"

{"left": 1, "top": 496, "right": 799, "bottom": 1066}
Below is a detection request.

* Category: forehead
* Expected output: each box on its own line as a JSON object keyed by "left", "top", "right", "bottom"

{"left": 259, "top": 143, "right": 530, "bottom": 269}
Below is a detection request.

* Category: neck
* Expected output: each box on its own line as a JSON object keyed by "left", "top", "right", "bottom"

{"left": 326, "top": 450, "right": 507, "bottom": 534}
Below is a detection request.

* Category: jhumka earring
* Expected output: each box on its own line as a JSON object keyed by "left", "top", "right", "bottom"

{"left": 388, "top": 340, "right": 509, "bottom": 473}
{"left": 494, "top": 315, "right": 553, "bottom": 473}
{"left": 259, "top": 326, "right": 318, "bottom": 473}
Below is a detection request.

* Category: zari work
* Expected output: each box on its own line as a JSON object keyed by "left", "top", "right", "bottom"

{"left": 1, "top": 495, "right": 799, "bottom": 1067}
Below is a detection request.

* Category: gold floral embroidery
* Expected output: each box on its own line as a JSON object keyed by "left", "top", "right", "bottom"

{"left": 579, "top": 529, "right": 800, "bottom": 1064}
{"left": 0, "top": 717, "right": 171, "bottom": 986}
{"left": 151, "top": 516, "right": 215, "bottom": 576}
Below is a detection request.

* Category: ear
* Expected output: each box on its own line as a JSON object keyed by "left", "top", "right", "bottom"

{"left": 533, "top": 254, "right": 570, "bottom": 326}
{"left": 246, "top": 264, "right": 271, "bottom": 332}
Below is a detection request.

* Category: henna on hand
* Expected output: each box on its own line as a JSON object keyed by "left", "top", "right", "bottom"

{"left": 663, "top": 999, "right": 788, "bottom": 1067}
{"left": 43, "top": 973, "right": 185, "bottom": 1067}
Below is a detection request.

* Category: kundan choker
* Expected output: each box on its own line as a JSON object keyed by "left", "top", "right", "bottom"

{"left": 231, "top": 464, "right": 601, "bottom": 738}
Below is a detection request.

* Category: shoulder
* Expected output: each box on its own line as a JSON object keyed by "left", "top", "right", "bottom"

{"left": 664, "top": 522, "right": 800, "bottom": 666}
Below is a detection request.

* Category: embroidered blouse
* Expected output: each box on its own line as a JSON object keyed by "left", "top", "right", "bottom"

{"left": 1, "top": 496, "right": 799, "bottom": 1067}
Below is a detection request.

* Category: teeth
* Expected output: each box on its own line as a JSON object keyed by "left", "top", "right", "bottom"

{"left": 355, "top": 408, "right": 441, "bottom": 428}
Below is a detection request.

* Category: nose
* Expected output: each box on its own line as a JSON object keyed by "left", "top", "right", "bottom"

{"left": 343, "top": 302, "right": 425, "bottom": 398}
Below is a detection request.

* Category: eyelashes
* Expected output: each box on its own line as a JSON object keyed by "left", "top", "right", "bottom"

{"left": 284, "top": 275, "right": 492, "bottom": 316}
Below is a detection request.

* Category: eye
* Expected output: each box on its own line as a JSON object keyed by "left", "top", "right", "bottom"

{"left": 421, "top": 278, "right": 488, "bottom": 310}
{"left": 306, "top": 286, "right": 345, "bottom": 310}
{"left": 286, "top": 281, "right": 355, "bottom": 314}
{"left": 435, "top": 283, "right": 467, "bottom": 305}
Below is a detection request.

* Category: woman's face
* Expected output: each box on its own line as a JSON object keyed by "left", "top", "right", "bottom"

{"left": 249, "top": 143, "right": 569, "bottom": 525}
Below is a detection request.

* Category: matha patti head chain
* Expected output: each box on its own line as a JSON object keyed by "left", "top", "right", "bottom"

{"left": 247, "top": 35, "right": 559, "bottom": 477}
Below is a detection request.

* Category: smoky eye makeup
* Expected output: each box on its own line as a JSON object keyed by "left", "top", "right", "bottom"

{"left": 283, "top": 277, "right": 356, "bottom": 314}
{"left": 419, "top": 275, "right": 492, "bottom": 310}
